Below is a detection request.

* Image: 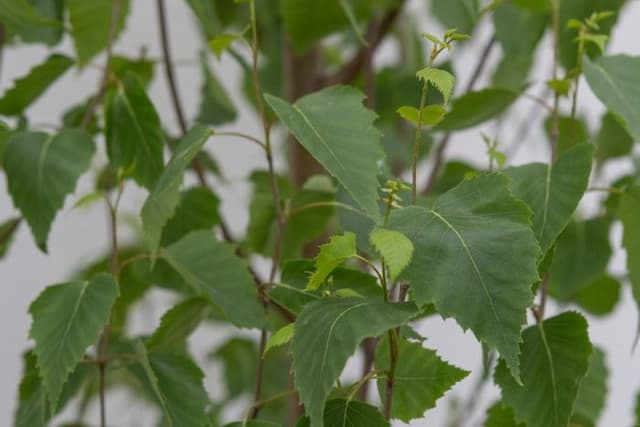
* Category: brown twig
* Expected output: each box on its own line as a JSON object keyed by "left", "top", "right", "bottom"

{"left": 323, "top": 1, "right": 406, "bottom": 86}
{"left": 423, "top": 36, "right": 496, "bottom": 197}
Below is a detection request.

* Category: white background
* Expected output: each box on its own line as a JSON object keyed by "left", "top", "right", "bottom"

{"left": 1, "top": 0, "right": 639, "bottom": 425}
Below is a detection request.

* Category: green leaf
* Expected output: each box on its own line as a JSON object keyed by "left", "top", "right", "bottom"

{"left": 160, "top": 230, "right": 266, "bottom": 328}
{"left": 0, "top": 0, "right": 61, "bottom": 45}
{"left": 209, "top": 33, "right": 238, "bottom": 58}
{"left": 396, "top": 105, "right": 446, "bottom": 126}
{"left": 543, "top": 115, "right": 589, "bottom": 155}
{"left": 0, "top": 217, "right": 21, "bottom": 259}
{"left": 504, "top": 143, "right": 594, "bottom": 254}
{"left": 493, "top": 4, "right": 547, "bottom": 56}
{"left": 296, "top": 399, "right": 389, "bottom": 427}
{"left": 160, "top": 186, "right": 220, "bottom": 246}
{"left": 572, "top": 347, "right": 608, "bottom": 427}
{"left": 225, "top": 422, "right": 280, "bottom": 427}
{"left": 263, "top": 323, "right": 295, "bottom": 357}
{"left": 3, "top": 129, "right": 95, "bottom": 251}
{"left": 106, "top": 72, "right": 165, "bottom": 188}
{"left": 184, "top": 0, "right": 223, "bottom": 40}
{"left": 292, "top": 298, "right": 417, "bottom": 427}
{"left": 436, "top": 87, "right": 519, "bottom": 131}
{"left": 213, "top": 338, "right": 258, "bottom": 398}
{"left": 620, "top": 186, "right": 640, "bottom": 313}
{"left": 389, "top": 174, "right": 540, "bottom": 381}
{"left": 416, "top": 68, "right": 455, "bottom": 104}
{"left": 431, "top": 0, "right": 479, "bottom": 34}
{"left": 512, "top": 0, "right": 549, "bottom": 11}
{"left": 307, "top": 232, "right": 357, "bottom": 290}
{"left": 281, "top": 0, "right": 377, "bottom": 52}
{"left": 369, "top": 228, "right": 414, "bottom": 283}
{"left": 595, "top": 112, "right": 634, "bottom": 164}
{"left": 15, "top": 350, "right": 89, "bottom": 427}
{"left": 141, "top": 125, "right": 213, "bottom": 259}
{"left": 66, "top": 0, "right": 130, "bottom": 64}
{"left": 147, "top": 298, "right": 211, "bottom": 353}
{"left": 583, "top": 55, "right": 640, "bottom": 142}
{"left": 494, "top": 312, "right": 592, "bottom": 427}
{"left": 29, "top": 273, "right": 118, "bottom": 410}
{"left": 484, "top": 401, "right": 524, "bottom": 427}
{"left": 134, "top": 343, "right": 209, "bottom": 427}
{"left": 375, "top": 336, "right": 468, "bottom": 421}
{"left": 196, "top": 53, "right": 237, "bottom": 126}
{"left": 265, "top": 86, "right": 383, "bottom": 220}
{"left": 550, "top": 217, "right": 612, "bottom": 300}
{"left": 110, "top": 55, "right": 155, "bottom": 87}
{"left": 574, "top": 275, "right": 621, "bottom": 316}
{"left": 0, "top": 54, "right": 73, "bottom": 116}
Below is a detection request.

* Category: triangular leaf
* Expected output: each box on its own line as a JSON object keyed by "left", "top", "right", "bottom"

{"left": 66, "top": 0, "right": 129, "bottom": 64}
{"left": 307, "top": 232, "right": 357, "bottom": 290}
{"left": 160, "top": 230, "right": 266, "bottom": 328}
{"left": 29, "top": 273, "right": 118, "bottom": 410}
{"left": 105, "top": 72, "right": 165, "bottom": 188}
{"left": 141, "top": 125, "right": 213, "bottom": 260}
{"left": 147, "top": 298, "right": 211, "bottom": 353}
{"left": 416, "top": 68, "right": 455, "bottom": 104}
{"left": 0, "top": 217, "right": 21, "bottom": 259}
{"left": 583, "top": 55, "right": 640, "bottom": 141}
{"left": 494, "top": 312, "right": 592, "bottom": 427}
{"left": 504, "top": 143, "right": 594, "bottom": 254}
{"left": 369, "top": 228, "right": 414, "bottom": 283}
{"left": 375, "top": 336, "right": 468, "bottom": 422}
{"left": 265, "top": 86, "right": 383, "bottom": 219}
{"left": 3, "top": 129, "right": 95, "bottom": 251}
{"left": 389, "top": 174, "right": 540, "bottom": 381}
{"left": 263, "top": 323, "right": 295, "bottom": 357}
{"left": 436, "top": 87, "right": 519, "bottom": 131}
{"left": 134, "top": 343, "right": 209, "bottom": 427}
{"left": 292, "top": 297, "right": 417, "bottom": 427}
{"left": 0, "top": 53, "right": 73, "bottom": 116}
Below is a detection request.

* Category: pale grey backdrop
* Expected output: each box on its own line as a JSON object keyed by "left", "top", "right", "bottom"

{"left": 1, "top": 1, "right": 639, "bottom": 425}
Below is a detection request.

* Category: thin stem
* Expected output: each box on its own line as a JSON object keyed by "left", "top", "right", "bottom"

{"left": 288, "top": 200, "right": 365, "bottom": 217}
{"left": 587, "top": 186, "right": 625, "bottom": 194}
{"left": 348, "top": 369, "right": 385, "bottom": 401}
{"left": 383, "top": 327, "right": 399, "bottom": 420}
{"left": 423, "top": 35, "right": 496, "bottom": 197}
{"left": 247, "top": 1, "right": 285, "bottom": 418}
{"left": 116, "top": 253, "right": 151, "bottom": 276}
{"left": 249, "top": 329, "right": 269, "bottom": 419}
{"left": 536, "top": 271, "right": 551, "bottom": 322}
{"left": 523, "top": 93, "right": 554, "bottom": 113}
{"left": 214, "top": 131, "right": 266, "bottom": 150}
{"left": 80, "top": 0, "right": 122, "bottom": 129}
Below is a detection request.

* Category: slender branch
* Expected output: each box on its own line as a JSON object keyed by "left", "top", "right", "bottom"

{"left": 214, "top": 131, "right": 266, "bottom": 150}
{"left": 246, "top": 389, "right": 297, "bottom": 420}
{"left": 323, "top": 1, "right": 406, "bottom": 86}
{"left": 423, "top": 35, "right": 496, "bottom": 196}
{"left": 249, "top": 329, "right": 269, "bottom": 419}
{"left": 536, "top": 271, "right": 551, "bottom": 322}
{"left": 80, "top": 0, "right": 123, "bottom": 129}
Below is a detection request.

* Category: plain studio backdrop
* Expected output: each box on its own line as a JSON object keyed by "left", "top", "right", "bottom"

{"left": 1, "top": 1, "right": 639, "bottom": 426}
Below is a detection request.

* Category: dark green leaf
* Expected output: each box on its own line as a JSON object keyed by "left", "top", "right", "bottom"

{"left": 493, "top": 4, "right": 547, "bottom": 56}
{"left": 0, "top": 54, "right": 73, "bottom": 116}
{"left": 29, "top": 273, "right": 118, "bottom": 410}
{"left": 389, "top": 174, "right": 540, "bottom": 380}
{"left": 0, "top": 217, "right": 21, "bottom": 259}
{"left": 3, "top": 129, "right": 95, "bottom": 251}
{"left": 620, "top": 186, "right": 640, "bottom": 312}
{"left": 105, "top": 72, "right": 165, "bottom": 188}
{"left": 135, "top": 343, "right": 209, "bottom": 427}
{"left": 574, "top": 275, "right": 621, "bottom": 316}
{"left": 147, "top": 298, "right": 211, "bottom": 353}
{"left": 504, "top": 143, "right": 594, "bottom": 254}
{"left": 583, "top": 55, "right": 640, "bottom": 142}
{"left": 161, "top": 186, "right": 220, "bottom": 246}
{"left": 431, "top": 0, "right": 479, "bottom": 34}
{"left": 550, "top": 217, "right": 612, "bottom": 300}
{"left": 266, "top": 86, "right": 383, "bottom": 220}
{"left": 572, "top": 347, "right": 608, "bottom": 427}
{"left": 483, "top": 401, "right": 524, "bottom": 427}
{"left": 595, "top": 112, "right": 634, "bottom": 164}
{"left": 292, "top": 298, "right": 417, "bottom": 427}
{"left": 0, "top": 0, "right": 61, "bottom": 45}
{"left": 544, "top": 115, "right": 589, "bottom": 155}
{"left": 160, "top": 230, "right": 266, "bottom": 328}
{"left": 141, "top": 125, "right": 213, "bottom": 259}
{"left": 295, "top": 399, "right": 389, "bottom": 427}
{"left": 494, "top": 312, "right": 592, "bottom": 427}
{"left": 375, "top": 336, "right": 468, "bottom": 422}
{"left": 308, "top": 233, "right": 357, "bottom": 290}
{"left": 67, "top": 0, "right": 130, "bottom": 64}
{"left": 110, "top": 55, "right": 155, "bottom": 87}
{"left": 435, "top": 87, "right": 519, "bottom": 131}
{"left": 196, "top": 53, "right": 237, "bottom": 125}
